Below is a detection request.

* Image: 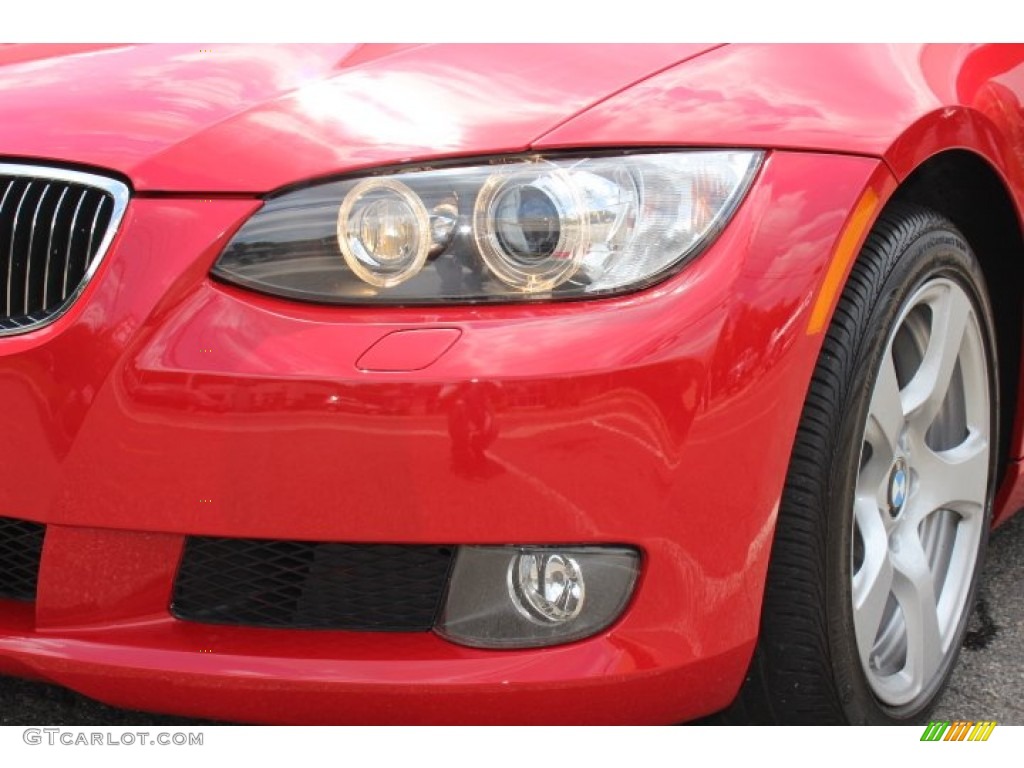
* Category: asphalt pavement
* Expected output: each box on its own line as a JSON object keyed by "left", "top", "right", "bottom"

{"left": 1, "top": 511, "right": 1021, "bottom": 726}
{"left": 933, "top": 509, "right": 1024, "bottom": 724}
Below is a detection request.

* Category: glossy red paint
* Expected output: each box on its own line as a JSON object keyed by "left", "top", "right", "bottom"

{"left": 1, "top": 44, "right": 1023, "bottom": 724}
{"left": 0, "top": 44, "right": 715, "bottom": 192}
{"left": 538, "top": 45, "right": 1024, "bottom": 192}
{"left": 355, "top": 328, "right": 463, "bottom": 372}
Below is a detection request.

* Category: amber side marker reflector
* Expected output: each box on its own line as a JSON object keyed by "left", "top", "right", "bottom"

{"left": 807, "top": 187, "right": 880, "bottom": 335}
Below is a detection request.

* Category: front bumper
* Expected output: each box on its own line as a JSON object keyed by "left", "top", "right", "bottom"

{"left": 0, "top": 151, "right": 881, "bottom": 724}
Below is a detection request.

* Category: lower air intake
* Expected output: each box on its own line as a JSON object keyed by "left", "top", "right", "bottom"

{"left": 0, "top": 516, "right": 45, "bottom": 601}
{"left": 171, "top": 537, "right": 455, "bottom": 631}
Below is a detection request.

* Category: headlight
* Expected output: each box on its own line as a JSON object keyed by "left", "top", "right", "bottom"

{"left": 212, "top": 151, "right": 762, "bottom": 304}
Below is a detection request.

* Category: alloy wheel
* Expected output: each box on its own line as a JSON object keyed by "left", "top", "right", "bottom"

{"left": 852, "top": 277, "right": 990, "bottom": 707}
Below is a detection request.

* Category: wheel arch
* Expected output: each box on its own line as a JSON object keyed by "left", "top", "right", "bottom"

{"left": 884, "top": 149, "right": 1024, "bottom": 517}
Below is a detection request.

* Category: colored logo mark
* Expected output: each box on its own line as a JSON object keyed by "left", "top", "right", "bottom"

{"left": 920, "top": 721, "right": 997, "bottom": 741}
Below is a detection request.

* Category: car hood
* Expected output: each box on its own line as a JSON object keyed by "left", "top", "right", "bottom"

{"left": 0, "top": 44, "right": 718, "bottom": 193}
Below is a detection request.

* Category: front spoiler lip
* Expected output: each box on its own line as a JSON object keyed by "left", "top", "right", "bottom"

{"left": 0, "top": 606, "right": 753, "bottom": 724}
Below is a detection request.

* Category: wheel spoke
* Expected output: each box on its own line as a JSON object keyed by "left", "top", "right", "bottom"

{"left": 852, "top": 497, "right": 895, "bottom": 666}
{"left": 866, "top": 349, "right": 904, "bottom": 463}
{"left": 890, "top": 528, "right": 943, "bottom": 690}
{"left": 854, "top": 493, "right": 890, "bottom": 557}
{"left": 910, "top": 430, "right": 989, "bottom": 524}
{"left": 901, "top": 286, "right": 971, "bottom": 430}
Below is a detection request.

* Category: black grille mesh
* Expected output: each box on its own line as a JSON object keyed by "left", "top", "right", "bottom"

{"left": 0, "top": 174, "right": 115, "bottom": 331}
{"left": 172, "top": 538, "right": 455, "bottom": 631}
{"left": 0, "top": 517, "right": 45, "bottom": 601}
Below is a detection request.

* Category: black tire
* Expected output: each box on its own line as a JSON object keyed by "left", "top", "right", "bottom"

{"left": 732, "top": 202, "right": 999, "bottom": 724}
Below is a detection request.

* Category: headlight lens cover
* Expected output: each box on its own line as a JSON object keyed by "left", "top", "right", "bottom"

{"left": 212, "top": 151, "right": 762, "bottom": 305}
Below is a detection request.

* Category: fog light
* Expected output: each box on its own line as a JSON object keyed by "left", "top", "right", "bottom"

{"left": 437, "top": 546, "right": 639, "bottom": 649}
{"left": 509, "top": 551, "right": 585, "bottom": 623}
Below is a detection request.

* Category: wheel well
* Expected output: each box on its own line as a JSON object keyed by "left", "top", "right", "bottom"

{"left": 890, "top": 150, "right": 1023, "bottom": 484}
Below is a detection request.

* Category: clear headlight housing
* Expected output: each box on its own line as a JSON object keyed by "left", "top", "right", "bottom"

{"left": 212, "top": 151, "right": 762, "bottom": 304}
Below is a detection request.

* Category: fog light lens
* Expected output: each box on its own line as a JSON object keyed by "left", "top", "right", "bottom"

{"left": 509, "top": 552, "right": 585, "bottom": 624}
{"left": 437, "top": 546, "right": 639, "bottom": 649}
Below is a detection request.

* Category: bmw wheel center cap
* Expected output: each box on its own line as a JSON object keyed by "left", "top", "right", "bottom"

{"left": 888, "top": 458, "right": 909, "bottom": 517}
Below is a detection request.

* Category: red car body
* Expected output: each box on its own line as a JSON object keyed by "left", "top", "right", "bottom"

{"left": 0, "top": 43, "right": 1021, "bottom": 724}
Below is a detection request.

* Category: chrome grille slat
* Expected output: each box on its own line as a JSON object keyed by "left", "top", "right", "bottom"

{"left": 6, "top": 181, "right": 34, "bottom": 317}
{"left": 87, "top": 194, "right": 106, "bottom": 259}
{"left": 61, "top": 189, "right": 88, "bottom": 301}
{"left": 0, "top": 179, "right": 14, "bottom": 212}
{"left": 0, "top": 164, "right": 129, "bottom": 336}
{"left": 41, "top": 186, "right": 69, "bottom": 308}
{"left": 23, "top": 183, "right": 51, "bottom": 315}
